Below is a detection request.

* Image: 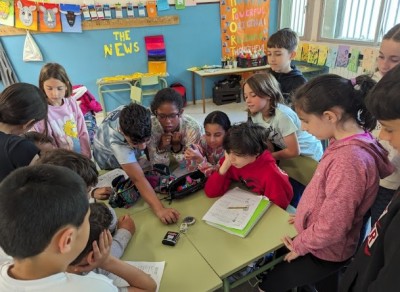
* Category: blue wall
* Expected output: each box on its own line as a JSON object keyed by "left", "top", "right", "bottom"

{"left": 2, "top": 0, "right": 278, "bottom": 112}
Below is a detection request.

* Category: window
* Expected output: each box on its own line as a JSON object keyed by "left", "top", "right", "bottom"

{"left": 279, "top": 0, "right": 308, "bottom": 38}
{"left": 279, "top": 0, "right": 400, "bottom": 45}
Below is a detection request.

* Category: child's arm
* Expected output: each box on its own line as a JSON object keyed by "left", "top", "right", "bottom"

{"left": 121, "top": 162, "right": 180, "bottom": 224}
{"left": 271, "top": 132, "right": 300, "bottom": 160}
{"left": 73, "top": 99, "right": 91, "bottom": 158}
{"left": 204, "top": 156, "right": 232, "bottom": 197}
{"left": 111, "top": 215, "right": 134, "bottom": 259}
{"left": 102, "top": 256, "right": 157, "bottom": 292}
{"left": 263, "top": 167, "right": 293, "bottom": 209}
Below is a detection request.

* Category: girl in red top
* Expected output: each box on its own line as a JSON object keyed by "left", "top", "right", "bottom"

{"left": 204, "top": 122, "right": 293, "bottom": 209}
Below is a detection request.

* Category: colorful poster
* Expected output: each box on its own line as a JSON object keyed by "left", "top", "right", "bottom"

{"left": 38, "top": 3, "right": 61, "bottom": 32}
{"left": 15, "top": 0, "right": 37, "bottom": 30}
{"left": 336, "top": 45, "right": 350, "bottom": 67}
{"left": 0, "top": 0, "right": 14, "bottom": 26}
{"left": 347, "top": 49, "right": 360, "bottom": 73}
{"left": 300, "top": 43, "right": 309, "bottom": 62}
{"left": 157, "top": 0, "right": 169, "bottom": 11}
{"left": 59, "top": 4, "right": 82, "bottom": 33}
{"left": 146, "top": 1, "right": 157, "bottom": 17}
{"left": 307, "top": 44, "right": 319, "bottom": 65}
{"left": 317, "top": 45, "right": 328, "bottom": 66}
{"left": 326, "top": 45, "right": 338, "bottom": 68}
{"left": 361, "top": 48, "right": 379, "bottom": 73}
{"left": 220, "top": 0, "right": 269, "bottom": 59}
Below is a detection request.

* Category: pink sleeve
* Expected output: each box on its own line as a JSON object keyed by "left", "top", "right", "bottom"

{"left": 71, "top": 99, "right": 91, "bottom": 158}
{"left": 292, "top": 157, "right": 370, "bottom": 256}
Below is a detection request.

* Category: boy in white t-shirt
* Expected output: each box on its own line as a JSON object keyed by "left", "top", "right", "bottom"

{"left": 0, "top": 164, "right": 117, "bottom": 292}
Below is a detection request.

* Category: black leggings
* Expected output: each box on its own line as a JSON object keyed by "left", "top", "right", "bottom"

{"left": 258, "top": 253, "right": 349, "bottom": 292}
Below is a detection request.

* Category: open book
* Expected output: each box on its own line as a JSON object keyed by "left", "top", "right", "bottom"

{"left": 202, "top": 187, "right": 270, "bottom": 238}
{"left": 112, "top": 261, "right": 165, "bottom": 292}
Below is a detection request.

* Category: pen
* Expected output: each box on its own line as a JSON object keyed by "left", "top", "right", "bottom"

{"left": 228, "top": 206, "right": 249, "bottom": 210}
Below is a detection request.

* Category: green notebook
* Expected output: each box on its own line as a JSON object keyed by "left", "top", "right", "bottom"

{"left": 202, "top": 187, "right": 271, "bottom": 238}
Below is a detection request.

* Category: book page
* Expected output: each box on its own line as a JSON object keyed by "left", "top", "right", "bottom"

{"left": 95, "top": 169, "right": 128, "bottom": 188}
{"left": 202, "top": 187, "right": 262, "bottom": 229}
{"left": 112, "top": 261, "right": 165, "bottom": 292}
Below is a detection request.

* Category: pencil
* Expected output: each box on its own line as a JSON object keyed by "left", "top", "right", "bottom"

{"left": 228, "top": 206, "right": 248, "bottom": 210}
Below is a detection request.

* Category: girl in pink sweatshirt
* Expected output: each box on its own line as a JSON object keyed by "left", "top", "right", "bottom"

{"left": 258, "top": 74, "right": 394, "bottom": 292}
{"left": 34, "top": 63, "right": 91, "bottom": 158}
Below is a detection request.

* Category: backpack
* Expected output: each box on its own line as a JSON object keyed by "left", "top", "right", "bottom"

{"left": 170, "top": 82, "right": 187, "bottom": 107}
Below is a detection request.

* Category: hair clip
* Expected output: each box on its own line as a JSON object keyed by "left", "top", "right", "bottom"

{"left": 350, "top": 78, "right": 357, "bottom": 86}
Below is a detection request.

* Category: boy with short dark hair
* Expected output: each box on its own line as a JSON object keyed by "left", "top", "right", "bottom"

{"left": 68, "top": 203, "right": 157, "bottom": 292}
{"left": 340, "top": 64, "right": 400, "bottom": 291}
{"left": 0, "top": 165, "right": 117, "bottom": 291}
{"left": 267, "top": 28, "right": 307, "bottom": 105}
{"left": 21, "top": 131, "right": 55, "bottom": 154}
{"left": 93, "top": 102, "right": 180, "bottom": 225}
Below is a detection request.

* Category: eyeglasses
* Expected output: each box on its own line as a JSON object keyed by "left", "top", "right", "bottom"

{"left": 156, "top": 113, "right": 180, "bottom": 120}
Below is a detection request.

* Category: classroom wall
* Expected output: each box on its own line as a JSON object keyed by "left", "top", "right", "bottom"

{"left": 2, "top": 0, "right": 278, "bottom": 112}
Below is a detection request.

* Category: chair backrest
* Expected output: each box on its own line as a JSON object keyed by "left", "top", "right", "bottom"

{"left": 130, "top": 85, "right": 142, "bottom": 104}
{"left": 279, "top": 155, "right": 318, "bottom": 186}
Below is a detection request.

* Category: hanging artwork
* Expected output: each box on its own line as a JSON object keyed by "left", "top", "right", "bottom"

{"left": 59, "top": 4, "right": 82, "bottom": 33}
{"left": 15, "top": 0, "right": 37, "bottom": 30}
{"left": 146, "top": 1, "right": 157, "bottom": 17}
{"left": 220, "top": 0, "right": 269, "bottom": 59}
{"left": 145, "top": 35, "right": 166, "bottom": 73}
{"left": 0, "top": 0, "right": 14, "bottom": 26}
{"left": 38, "top": 3, "right": 61, "bottom": 32}
{"left": 326, "top": 45, "right": 338, "bottom": 68}
{"left": 347, "top": 48, "right": 360, "bottom": 73}
{"left": 317, "top": 45, "right": 329, "bottom": 66}
{"left": 335, "top": 45, "right": 350, "bottom": 67}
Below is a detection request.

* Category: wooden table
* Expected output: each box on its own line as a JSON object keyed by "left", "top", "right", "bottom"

{"left": 187, "top": 65, "right": 270, "bottom": 113}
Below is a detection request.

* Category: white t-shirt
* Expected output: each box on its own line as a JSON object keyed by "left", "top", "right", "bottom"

{"left": 0, "top": 262, "right": 118, "bottom": 292}
{"left": 251, "top": 103, "right": 323, "bottom": 161}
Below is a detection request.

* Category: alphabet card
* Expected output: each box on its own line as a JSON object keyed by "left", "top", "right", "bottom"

{"left": 60, "top": 3, "right": 82, "bottom": 33}
{"left": 38, "top": 3, "right": 61, "bottom": 32}
{"left": 15, "top": 0, "right": 37, "bottom": 30}
{"left": 0, "top": 0, "right": 14, "bottom": 26}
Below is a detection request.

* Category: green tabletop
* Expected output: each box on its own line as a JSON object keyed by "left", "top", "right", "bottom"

{"left": 120, "top": 208, "right": 222, "bottom": 292}
{"left": 170, "top": 191, "right": 297, "bottom": 279}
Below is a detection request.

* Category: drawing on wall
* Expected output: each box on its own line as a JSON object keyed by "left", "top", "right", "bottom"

{"left": 307, "top": 44, "right": 319, "bottom": 65}
{"left": 300, "top": 43, "right": 309, "bottom": 62}
{"left": 362, "top": 48, "right": 378, "bottom": 73}
{"left": 59, "top": 3, "right": 82, "bottom": 33}
{"left": 335, "top": 45, "right": 350, "bottom": 67}
{"left": 0, "top": 0, "right": 14, "bottom": 26}
{"left": 347, "top": 48, "right": 360, "bottom": 73}
{"left": 39, "top": 3, "right": 61, "bottom": 32}
{"left": 15, "top": 0, "right": 37, "bottom": 30}
{"left": 157, "top": 0, "right": 169, "bottom": 11}
{"left": 317, "top": 45, "right": 328, "bottom": 66}
{"left": 326, "top": 45, "right": 338, "bottom": 68}
{"left": 175, "top": 0, "right": 185, "bottom": 10}
{"left": 146, "top": 1, "right": 157, "bottom": 17}
{"left": 145, "top": 35, "right": 166, "bottom": 73}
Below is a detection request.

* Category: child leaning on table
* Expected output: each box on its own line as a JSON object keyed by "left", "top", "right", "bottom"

{"left": 36, "top": 148, "right": 134, "bottom": 259}
{"left": 258, "top": 74, "right": 394, "bottom": 292}
{"left": 68, "top": 203, "right": 157, "bottom": 292}
{"left": 184, "top": 110, "right": 231, "bottom": 176}
{"left": 0, "top": 165, "right": 118, "bottom": 291}
{"left": 204, "top": 122, "right": 293, "bottom": 209}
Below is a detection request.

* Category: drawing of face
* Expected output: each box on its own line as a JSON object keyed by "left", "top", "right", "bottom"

{"left": 40, "top": 6, "right": 58, "bottom": 28}
{"left": 17, "top": 0, "right": 36, "bottom": 26}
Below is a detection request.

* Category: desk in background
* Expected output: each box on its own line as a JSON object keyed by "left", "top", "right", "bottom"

{"left": 187, "top": 65, "right": 270, "bottom": 113}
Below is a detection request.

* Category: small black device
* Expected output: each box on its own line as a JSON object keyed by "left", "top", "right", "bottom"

{"left": 162, "top": 231, "right": 180, "bottom": 246}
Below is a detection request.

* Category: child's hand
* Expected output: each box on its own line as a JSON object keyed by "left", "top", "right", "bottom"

{"left": 93, "top": 187, "right": 113, "bottom": 200}
{"left": 288, "top": 214, "right": 295, "bottom": 224}
{"left": 73, "top": 229, "right": 112, "bottom": 273}
{"left": 159, "top": 133, "right": 173, "bottom": 149}
{"left": 155, "top": 207, "right": 180, "bottom": 224}
{"left": 218, "top": 151, "right": 232, "bottom": 175}
{"left": 118, "top": 214, "right": 136, "bottom": 235}
{"left": 184, "top": 146, "right": 203, "bottom": 163}
{"left": 282, "top": 235, "right": 299, "bottom": 263}
{"left": 171, "top": 132, "right": 182, "bottom": 146}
